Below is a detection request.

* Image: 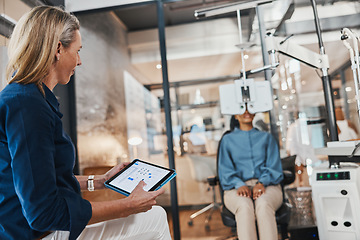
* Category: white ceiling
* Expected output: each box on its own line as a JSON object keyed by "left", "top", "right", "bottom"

{"left": 1, "top": 0, "right": 360, "bottom": 96}
{"left": 126, "top": 1, "right": 360, "bottom": 95}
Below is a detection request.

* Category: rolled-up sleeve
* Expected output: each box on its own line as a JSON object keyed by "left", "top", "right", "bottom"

{"left": 258, "top": 134, "right": 283, "bottom": 186}
{"left": 218, "top": 136, "right": 246, "bottom": 190}
{"left": 5, "top": 94, "right": 91, "bottom": 239}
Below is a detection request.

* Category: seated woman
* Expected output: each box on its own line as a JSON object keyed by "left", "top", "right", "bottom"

{"left": 218, "top": 107, "right": 283, "bottom": 240}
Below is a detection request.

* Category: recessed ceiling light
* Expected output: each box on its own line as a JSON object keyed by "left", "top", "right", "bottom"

{"left": 156, "top": 64, "right": 162, "bottom": 69}
{"left": 244, "top": 54, "right": 249, "bottom": 59}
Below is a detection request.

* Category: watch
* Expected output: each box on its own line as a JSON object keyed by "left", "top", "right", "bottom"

{"left": 87, "top": 175, "right": 95, "bottom": 191}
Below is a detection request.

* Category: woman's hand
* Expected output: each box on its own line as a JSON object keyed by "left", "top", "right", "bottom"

{"left": 103, "top": 162, "right": 130, "bottom": 182}
{"left": 88, "top": 180, "right": 165, "bottom": 224}
{"left": 237, "top": 185, "right": 251, "bottom": 198}
{"left": 252, "top": 183, "right": 265, "bottom": 200}
{"left": 127, "top": 181, "right": 165, "bottom": 215}
{"left": 76, "top": 164, "right": 130, "bottom": 191}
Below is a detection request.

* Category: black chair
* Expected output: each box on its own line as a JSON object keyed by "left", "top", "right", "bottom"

{"left": 208, "top": 120, "right": 296, "bottom": 239}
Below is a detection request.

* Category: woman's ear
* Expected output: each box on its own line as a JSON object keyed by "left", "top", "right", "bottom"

{"left": 55, "top": 41, "right": 62, "bottom": 61}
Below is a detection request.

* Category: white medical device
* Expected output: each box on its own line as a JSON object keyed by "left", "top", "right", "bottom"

{"left": 218, "top": 7, "right": 274, "bottom": 116}
{"left": 219, "top": 78, "right": 273, "bottom": 115}
{"left": 265, "top": 35, "right": 330, "bottom": 70}
{"left": 312, "top": 28, "right": 360, "bottom": 240}
{"left": 311, "top": 162, "right": 360, "bottom": 240}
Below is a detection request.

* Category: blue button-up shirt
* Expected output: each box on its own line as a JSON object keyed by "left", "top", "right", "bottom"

{"left": 218, "top": 128, "right": 283, "bottom": 190}
{"left": 0, "top": 82, "right": 91, "bottom": 240}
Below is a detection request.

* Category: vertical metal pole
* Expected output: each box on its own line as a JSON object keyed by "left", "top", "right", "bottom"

{"left": 340, "top": 70, "right": 350, "bottom": 119}
{"left": 236, "top": 10, "right": 246, "bottom": 80}
{"left": 53, "top": 75, "right": 80, "bottom": 175}
{"left": 310, "top": 0, "right": 338, "bottom": 142}
{"left": 256, "top": 5, "right": 279, "bottom": 143}
{"left": 174, "top": 85, "right": 185, "bottom": 156}
{"left": 156, "top": 1, "right": 180, "bottom": 239}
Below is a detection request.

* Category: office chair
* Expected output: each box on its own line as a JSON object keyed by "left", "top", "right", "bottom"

{"left": 185, "top": 153, "right": 221, "bottom": 231}
{"left": 210, "top": 155, "right": 295, "bottom": 239}
{"left": 209, "top": 116, "right": 296, "bottom": 239}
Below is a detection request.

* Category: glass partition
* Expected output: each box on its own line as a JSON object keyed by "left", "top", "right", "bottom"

{"left": 2, "top": 1, "right": 357, "bottom": 239}
{"left": 332, "top": 67, "right": 360, "bottom": 137}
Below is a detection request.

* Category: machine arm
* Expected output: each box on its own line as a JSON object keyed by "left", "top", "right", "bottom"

{"left": 265, "top": 35, "right": 330, "bottom": 70}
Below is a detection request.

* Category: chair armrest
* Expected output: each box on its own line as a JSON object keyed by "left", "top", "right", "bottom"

{"left": 283, "top": 170, "right": 295, "bottom": 186}
{"left": 275, "top": 202, "right": 291, "bottom": 224}
{"left": 207, "top": 176, "right": 219, "bottom": 186}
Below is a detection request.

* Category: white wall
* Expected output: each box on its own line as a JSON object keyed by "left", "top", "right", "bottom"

{"left": 0, "top": 46, "right": 7, "bottom": 91}
{"left": 0, "top": 0, "right": 30, "bottom": 91}
{"left": 75, "top": 12, "right": 153, "bottom": 172}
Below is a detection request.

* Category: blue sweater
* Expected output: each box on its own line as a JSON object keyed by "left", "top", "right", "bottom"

{"left": 0, "top": 83, "right": 91, "bottom": 240}
{"left": 218, "top": 128, "right": 283, "bottom": 190}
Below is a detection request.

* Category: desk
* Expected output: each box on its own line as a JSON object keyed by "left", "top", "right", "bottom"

{"left": 315, "top": 147, "right": 360, "bottom": 156}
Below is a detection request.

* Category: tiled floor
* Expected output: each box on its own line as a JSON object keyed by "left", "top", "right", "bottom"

{"left": 167, "top": 207, "right": 236, "bottom": 240}
{"left": 166, "top": 207, "right": 294, "bottom": 240}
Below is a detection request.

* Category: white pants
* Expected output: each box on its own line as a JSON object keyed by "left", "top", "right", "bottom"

{"left": 43, "top": 206, "right": 172, "bottom": 240}
{"left": 224, "top": 179, "right": 283, "bottom": 240}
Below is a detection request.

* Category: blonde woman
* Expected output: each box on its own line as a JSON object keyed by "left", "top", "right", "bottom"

{"left": 0, "top": 6, "right": 171, "bottom": 240}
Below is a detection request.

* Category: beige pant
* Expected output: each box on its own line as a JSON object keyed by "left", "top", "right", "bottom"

{"left": 224, "top": 179, "right": 283, "bottom": 240}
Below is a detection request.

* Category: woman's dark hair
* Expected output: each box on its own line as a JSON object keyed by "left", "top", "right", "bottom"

{"left": 230, "top": 115, "right": 240, "bottom": 131}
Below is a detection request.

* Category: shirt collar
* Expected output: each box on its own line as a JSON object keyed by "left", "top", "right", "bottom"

{"left": 42, "top": 83, "right": 63, "bottom": 118}
{"left": 234, "top": 127, "right": 257, "bottom": 132}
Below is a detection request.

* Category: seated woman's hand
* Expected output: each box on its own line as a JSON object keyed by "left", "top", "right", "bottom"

{"left": 127, "top": 181, "right": 165, "bottom": 215}
{"left": 237, "top": 186, "right": 252, "bottom": 198}
{"left": 252, "top": 183, "right": 265, "bottom": 200}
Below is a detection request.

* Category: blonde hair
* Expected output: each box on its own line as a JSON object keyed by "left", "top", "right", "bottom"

{"left": 6, "top": 6, "right": 80, "bottom": 94}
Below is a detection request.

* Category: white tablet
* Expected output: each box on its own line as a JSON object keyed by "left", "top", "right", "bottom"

{"left": 104, "top": 159, "right": 176, "bottom": 196}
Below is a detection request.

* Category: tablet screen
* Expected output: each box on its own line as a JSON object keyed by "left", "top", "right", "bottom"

{"left": 106, "top": 159, "right": 175, "bottom": 195}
